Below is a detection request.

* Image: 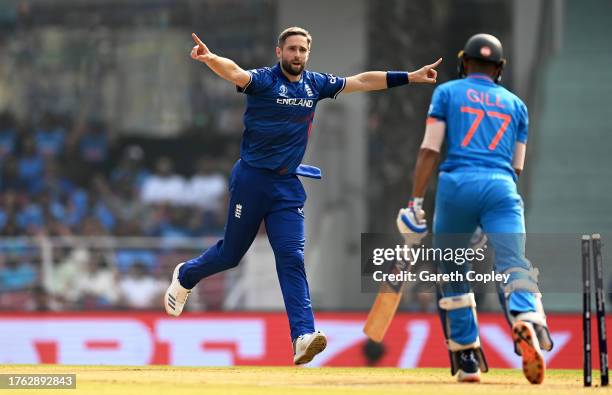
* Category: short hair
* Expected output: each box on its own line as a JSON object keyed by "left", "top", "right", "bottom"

{"left": 277, "top": 27, "right": 312, "bottom": 48}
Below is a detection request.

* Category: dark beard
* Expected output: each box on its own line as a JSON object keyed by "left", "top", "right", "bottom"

{"left": 281, "top": 59, "right": 304, "bottom": 76}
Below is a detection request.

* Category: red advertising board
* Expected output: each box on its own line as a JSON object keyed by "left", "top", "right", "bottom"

{"left": 0, "top": 312, "right": 604, "bottom": 368}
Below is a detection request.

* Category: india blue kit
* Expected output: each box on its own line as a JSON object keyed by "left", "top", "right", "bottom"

{"left": 179, "top": 63, "right": 345, "bottom": 341}
{"left": 428, "top": 74, "right": 537, "bottom": 348}
{"left": 429, "top": 73, "right": 528, "bottom": 180}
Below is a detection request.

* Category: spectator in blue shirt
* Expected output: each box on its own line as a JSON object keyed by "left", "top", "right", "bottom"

{"left": 34, "top": 113, "right": 66, "bottom": 158}
{"left": 77, "top": 120, "right": 109, "bottom": 166}
{"left": 0, "top": 257, "right": 37, "bottom": 291}
{"left": 16, "top": 196, "right": 45, "bottom": 233}
{"left": 18, "top": 137, "right": 45, "bottom": 193}
{"left": 38, "top": 160, "right": 74, "bottom": 199}
{"left": 0, "top": 112, "right": 18, "bottom": 160}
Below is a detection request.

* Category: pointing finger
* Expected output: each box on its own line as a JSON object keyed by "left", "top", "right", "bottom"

{"left": 428, "top": 57, "right": 442, "bottom": 69}
{"left": 192, "top": 33, "right": 205, "bottom": 48}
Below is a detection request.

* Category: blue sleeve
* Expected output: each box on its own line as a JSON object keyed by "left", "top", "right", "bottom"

{"left": 516, "top": 101, "right": 528, "bottom": 143}
{"left": 427, "top": 85, "right": 449, "bottom": 121}
{"left": 236, "top": 68, "right": 273, "bottom": 95}
{"left": 312, "top": 72, "right": 346, "bottom": 100}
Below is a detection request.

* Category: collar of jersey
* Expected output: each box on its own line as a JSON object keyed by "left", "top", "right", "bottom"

{"left": 466, "top": 73, "right": 495, "bottom": 84}
{"left": 273, "top": 63, "right": 304, "bottom": 84}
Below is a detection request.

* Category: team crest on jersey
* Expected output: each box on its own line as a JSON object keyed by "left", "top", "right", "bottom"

{"left": 326, "top": 74, "right": 337, "bottom": 84}
{"left": 305, "top": 84, "right": 313, "bottom": 97}
{"left": 279, "top": 84, "right": 289, "bottom": 98}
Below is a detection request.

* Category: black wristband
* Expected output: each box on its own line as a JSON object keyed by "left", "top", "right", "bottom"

{"left": 386, "top": 71, "right": 410, "bottom": 88}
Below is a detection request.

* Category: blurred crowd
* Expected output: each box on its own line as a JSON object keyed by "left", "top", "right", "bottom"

{"left": 0, "top": 244, "right": 219, "bottom": 312}
{"left": 0, "top": 0, "right": 278, "bottom": 312}
{"left": 0, "top": 111, "right": 229, "bottom": 238}
{"left": 0, "top": 111, "right": 232, "bottom": 310}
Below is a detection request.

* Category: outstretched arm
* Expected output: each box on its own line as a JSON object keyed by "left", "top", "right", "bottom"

{"left": 190, "top": 33, "right": 251, "bottom": 88}
{"left": 343, "top": 58, "right": 442, "bottom": 94}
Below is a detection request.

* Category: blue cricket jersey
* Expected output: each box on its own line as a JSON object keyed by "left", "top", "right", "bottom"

{"left": 428, "top": 73, "right": 528, "bottom": 178}
{"left": 236, "top": 63, "right": 346, "bottom": 175}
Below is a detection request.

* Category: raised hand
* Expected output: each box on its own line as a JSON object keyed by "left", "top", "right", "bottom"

{"left": 409, "top": 58, "right": 442, "bottom": 84}
{"left": 190, "top": 33, "right": 215, "bottom": 63}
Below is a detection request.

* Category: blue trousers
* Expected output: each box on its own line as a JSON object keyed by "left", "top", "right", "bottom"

{"left": 179, "top": 160, "right": 314, "bottom": 341}
{"left": 434, "top": 169, "right": 537, "bottom": 347}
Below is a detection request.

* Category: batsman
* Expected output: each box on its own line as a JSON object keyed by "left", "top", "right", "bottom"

{"left": 397, "top": 34, "right": 554, "bottom": 384}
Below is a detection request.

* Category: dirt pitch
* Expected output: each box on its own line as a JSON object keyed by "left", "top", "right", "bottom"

{"left": 0, "top": 365, "right": 607, "bottom": 395}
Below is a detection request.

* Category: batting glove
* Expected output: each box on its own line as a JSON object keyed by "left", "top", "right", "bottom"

{"left": 397, "top": 197, "right": 428, "bottom": 244}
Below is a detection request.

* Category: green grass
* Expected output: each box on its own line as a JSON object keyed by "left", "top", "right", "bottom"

{"left": 0, "top": 365, "right": 605, "bottom": 395}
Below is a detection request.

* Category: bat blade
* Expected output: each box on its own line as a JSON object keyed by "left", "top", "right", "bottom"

{"left": 363, "top": 283, "right": 406, "bottom": 342}
{"left": 363, "top": 258, "right": 410, "bottom": 342}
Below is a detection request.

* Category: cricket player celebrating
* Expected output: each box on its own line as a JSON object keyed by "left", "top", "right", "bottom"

{"left": 165, "top": 27, "right": 441, "bottom": 365}
{"left": 397, "top": 34, "right": 553, "bottom": 383}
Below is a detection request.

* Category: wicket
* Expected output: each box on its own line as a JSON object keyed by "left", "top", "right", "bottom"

{"left": 582, "top": 233, "right": 609, "bottom": 387}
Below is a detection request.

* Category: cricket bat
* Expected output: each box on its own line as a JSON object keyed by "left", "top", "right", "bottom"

{"left": 363, "top": 256, "right": 411, "bottom": 342}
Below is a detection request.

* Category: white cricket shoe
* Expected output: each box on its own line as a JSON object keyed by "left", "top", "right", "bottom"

{"left": 164, "top": 262, "right": 191, "bottom": 317}
{"left": 293, "top": 331, "right": 327, "bottom": 365}
{"left": 512, "top": 320, "right": 545, "bottom": 384}
{"left": 457, "top": 369, "right": 481, "bottom": 383}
